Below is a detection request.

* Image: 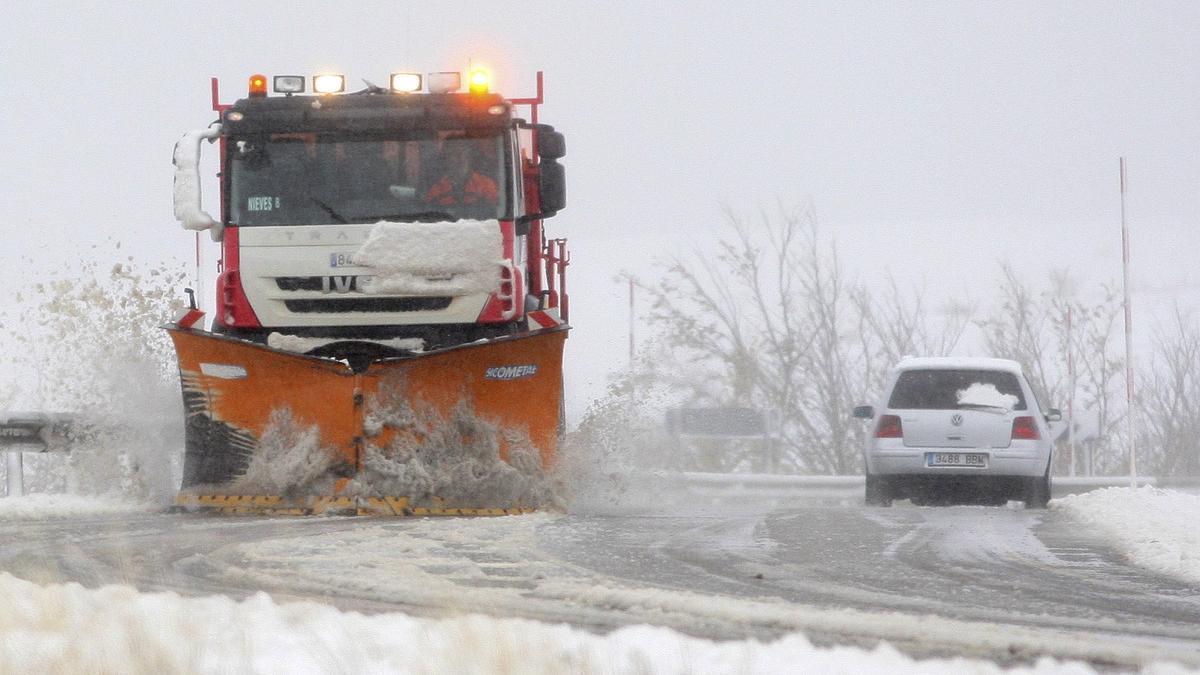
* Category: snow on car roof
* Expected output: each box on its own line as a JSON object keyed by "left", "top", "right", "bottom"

{"left": 894, "top": 356, "right": 1025, "bottom": 374}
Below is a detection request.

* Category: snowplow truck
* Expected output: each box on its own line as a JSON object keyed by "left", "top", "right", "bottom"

{"left": 169, "top": 70, "right": 569, "bottom": 516}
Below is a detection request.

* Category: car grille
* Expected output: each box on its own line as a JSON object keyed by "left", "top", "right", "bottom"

{"left": 283, "top": 297, "right": 453, "bottom": 313}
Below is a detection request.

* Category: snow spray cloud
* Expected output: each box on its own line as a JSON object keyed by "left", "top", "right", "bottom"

{"left": 555, "top": 372, "right": 691, "bottom": 515}
{"left": 7, "top": 249, "right": 189, "bottom": 501}
{"left": 225, "top": 408, "right": 340, "bottom": 497}
{"left": 351, "top": 376, "right": 554, "bottom": 508}
{"left": 216, "top": 375, "right": 556, "bottom": 507}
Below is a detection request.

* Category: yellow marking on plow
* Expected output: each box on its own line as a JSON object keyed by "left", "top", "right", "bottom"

{"left": 174, "top": 494, "right": 535, "bottom": 517}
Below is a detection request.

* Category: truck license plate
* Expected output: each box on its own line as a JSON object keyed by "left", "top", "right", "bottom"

{"left": 927, "top": 452, "right": 987, "bottom": 468}
{"left": 330, "top": 252, "right": 358, "bottom": 268}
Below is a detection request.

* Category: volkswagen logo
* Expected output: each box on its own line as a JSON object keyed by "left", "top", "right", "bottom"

{"left": 950, "top": 413, "right": 964, "bottom": 426}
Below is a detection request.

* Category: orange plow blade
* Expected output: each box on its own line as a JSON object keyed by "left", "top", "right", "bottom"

{"left": 166, "top": 326, "right": 567, "bottom": 515}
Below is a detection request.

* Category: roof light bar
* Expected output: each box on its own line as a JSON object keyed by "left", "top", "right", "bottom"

{"left": 313, "top": 73, "right": 345, "bottom": 94}
{"left": 273, "top": 75, "right": 305, "bottom": 94}
{"left": 390, "top": 72, "right": 422, "bottom": 93}
{"left": 427, "top": 72, "right": 461, "bottom": 94}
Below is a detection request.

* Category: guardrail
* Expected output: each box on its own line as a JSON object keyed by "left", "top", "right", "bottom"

{"left": 678, "top": 472, "right": 1163, "bottom": 502}
{"left": 0, "top": 412, "right": 73, "bottom": 497}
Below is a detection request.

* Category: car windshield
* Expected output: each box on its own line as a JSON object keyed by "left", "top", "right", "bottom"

{"left": 887, "top": 369, "right": 1027, "bottom": 411}
{"left": 227, "top": 130, "right": 509, "bottom": 225}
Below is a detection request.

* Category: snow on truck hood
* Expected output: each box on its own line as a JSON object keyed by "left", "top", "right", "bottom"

{"left": 352, "top": 219, "right": 503, "bottom": 296}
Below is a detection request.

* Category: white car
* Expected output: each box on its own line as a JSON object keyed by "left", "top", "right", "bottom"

{"left": 853, "top": 357, "right": 1059, "bottom": 508}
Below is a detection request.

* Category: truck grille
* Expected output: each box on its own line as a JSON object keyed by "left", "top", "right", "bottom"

{"left": 275, "top": 277, "right": 325, "bottom": 291}
{"left": 284, "top": 297, "right": 453, "bottom": 313}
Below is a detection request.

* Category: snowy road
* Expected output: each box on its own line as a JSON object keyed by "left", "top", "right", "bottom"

{"left": 1, "top": 499, "right": 1199, "bottom": 669}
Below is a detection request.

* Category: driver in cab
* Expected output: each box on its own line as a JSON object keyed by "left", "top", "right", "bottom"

{"left": 424, "top": 140, "right": 498, "bottom": 207}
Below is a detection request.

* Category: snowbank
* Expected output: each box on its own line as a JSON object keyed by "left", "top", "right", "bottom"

{"left": 352, "top": 220, "right": 501, "bottom": 295}
{"left": 0, "top": 572, "right": 1151, "bottom": 674}
{"left": 1054, "top": 487, "right": 1200, "bottom": 585}
{"left": 0, "top": 494, "right": 151, "bottom": 520}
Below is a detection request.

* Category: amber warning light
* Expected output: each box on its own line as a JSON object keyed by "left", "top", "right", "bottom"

{"left": 468, "top": 68, "right": 490, "bottom": 95}
{"left": 248, "top": 74, "right": 268, "bottom": 98}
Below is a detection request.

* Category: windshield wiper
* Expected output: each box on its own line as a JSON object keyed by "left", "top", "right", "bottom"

{"left": 369, "top": 211, "right": 458, "bottom": 223}
{"left": 956, "top": 403, "right": 1011, "bottom": 414}
{"left": 309, "top": 196, "right": 348, "bottom": 224}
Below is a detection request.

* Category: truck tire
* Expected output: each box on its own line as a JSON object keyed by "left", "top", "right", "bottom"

{"left": 865, "top": 472, "right": 893, "bottom": 507}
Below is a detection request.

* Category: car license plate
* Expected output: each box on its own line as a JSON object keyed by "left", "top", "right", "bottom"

{"left": 926, "top": 452, "right": 987, "bottom": 468}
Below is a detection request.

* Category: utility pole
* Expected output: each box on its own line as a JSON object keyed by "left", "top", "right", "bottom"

{"left": 628, "top": 277, "right": 636, "bottom": 366}
{"left": 1067, "top": 305, "right": 1076, "bottom": 477}
{"left": 1120, "top": 157, "right": 1137, "bottom": 488}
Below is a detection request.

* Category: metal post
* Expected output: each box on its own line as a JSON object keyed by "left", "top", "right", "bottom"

{"left": 1120, "top": 157, "right": 1137, "bottom": 488}
{"left": 628, "top": 277, "right": 636, "bottom": 366}
{"left": 6, "top": 451, "right": 23, "bottom": 497}
{"left": 1067, "top": 306, "right": 1076, "bottom": 477}
{"left": 194, "top": 231, "right": 204, "bottom": 315}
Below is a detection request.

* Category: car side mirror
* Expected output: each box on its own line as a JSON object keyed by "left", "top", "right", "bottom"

{"left": 1044, "top": 408, "right": 1062, "bottom": 422}
{"left": 852, "top": 405, "right": 874, "bottom": 419}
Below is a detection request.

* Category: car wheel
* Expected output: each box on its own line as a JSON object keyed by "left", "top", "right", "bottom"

{"left": 865, "top": 473, "right": 892, "bottom": 507}
{"left": 1024, "top": 469, "right": 1051, "bottom": 509}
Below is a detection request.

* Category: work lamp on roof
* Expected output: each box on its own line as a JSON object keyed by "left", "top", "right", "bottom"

{"left": 313, "top": 73, "right": 346, "bottom": 94}
{"left": 273, "top": 75, "right": 305, "bottom": 94}
{"left": 427, "top": 72, "right": 461, "bottom": 94}
{"left": 390, "top": 72, "right": 422, "bottom": 93}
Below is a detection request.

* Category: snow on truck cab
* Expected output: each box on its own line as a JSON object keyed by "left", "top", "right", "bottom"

{"left": 173, "top": 69, "right": 568, "bottom": 354}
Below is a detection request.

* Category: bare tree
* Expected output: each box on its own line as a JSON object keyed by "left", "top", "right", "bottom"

{"left": 635, "top": 205, "right": 968, "bottom": 474}
{"left": 977, "top": 267, "right": 1125, "bottom": 475}
{"left": 1137, "top": 307, "right": 1200, "bottom": 477}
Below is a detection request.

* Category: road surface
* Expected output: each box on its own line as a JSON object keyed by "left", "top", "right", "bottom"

{"left": 1, "top": 496, "right": 1196, "bottom": 669}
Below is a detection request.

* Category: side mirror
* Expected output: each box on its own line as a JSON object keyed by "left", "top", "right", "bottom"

{"left": 535, "top": 125, "right": 566, "bottom": 160}
{"left": 538, "top": 159, "right": 566, "bottom": 217}
{"left": 1044, "top": 408, "right": 1062, "bottom": 422}
{"left": 172, "top": 123, "right": 223, "bottom": 241}
{"left": 852, "top": 405, "right": 874, "bottom": 419}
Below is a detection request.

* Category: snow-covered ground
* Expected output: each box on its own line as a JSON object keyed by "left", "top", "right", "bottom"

{"left": 0, "top": 493, "right": 152, "bottom": 520}
{"left": 0, "top": 488, "right": 1197, "bottom": 672}
{"left": 0, "top": 571, "right": 1181, "bottom": 675}
{"left": 1054, "top": 486, "right": 1200, "bottom": 586}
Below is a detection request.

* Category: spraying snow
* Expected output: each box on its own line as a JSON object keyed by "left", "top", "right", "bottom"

{"left": 8, "top": 253, "right": 188, "bottom": 502}
{"left": 556, "top": 386, "right": 686, "bottom": 515}
{"left": 214, "top": 376, "right": 555, "bottom": 507}
{"left": 225, "top": 409, "right": 340, "bottom": 497}
{"left": 352, "top": 220, "right": 502, "bottom": 295}
{"left": 352, "top": 378, "right": 554, "bottom": 507}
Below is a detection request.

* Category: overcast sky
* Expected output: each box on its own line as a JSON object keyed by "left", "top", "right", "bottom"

{"left": 1, "top": 1, "right": 1197, "bottom": 419}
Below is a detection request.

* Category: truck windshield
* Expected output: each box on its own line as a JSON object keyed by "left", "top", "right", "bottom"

{"left": 227, "top": 130, "right": 510, "bottom": 226}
